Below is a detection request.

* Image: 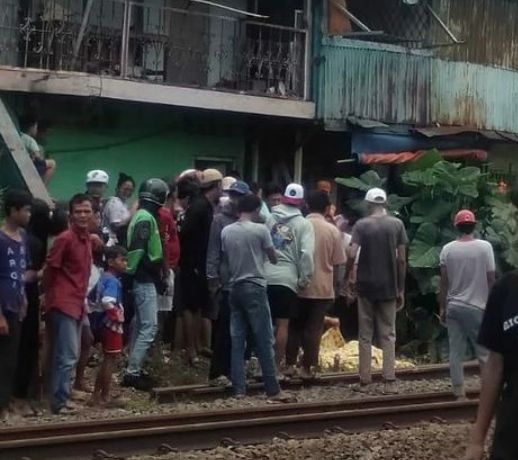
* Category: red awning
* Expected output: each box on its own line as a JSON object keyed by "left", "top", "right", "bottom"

{"left": 358, "top": 149, "right": 488, "bottom": 165}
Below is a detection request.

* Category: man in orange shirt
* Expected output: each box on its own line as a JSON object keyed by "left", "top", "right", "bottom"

{"left": 286, "top": 191, "right": 346, "bottom": 379}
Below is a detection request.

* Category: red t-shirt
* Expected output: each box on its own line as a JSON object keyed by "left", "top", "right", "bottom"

{"left": 44, "top": 225, "right": 92, "bottom": 320}
{"left": 158, "top": 207, "right": 180, "bottom": 270}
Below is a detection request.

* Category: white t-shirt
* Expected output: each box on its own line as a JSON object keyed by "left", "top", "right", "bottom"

{"left": 102, "top": 196, "right": 130, "bottom": 246}
{"left": 440, "top": 239, "right": 496, "bottom": 310}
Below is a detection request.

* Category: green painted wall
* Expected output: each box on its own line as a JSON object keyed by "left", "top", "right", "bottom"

{"left": 6, "top": 95, "right": 246, "bottom": 200}
{"left": 46, "top": 126, "right": 244, "bottom": 199}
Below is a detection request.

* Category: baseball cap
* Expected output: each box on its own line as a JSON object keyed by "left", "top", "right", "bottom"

{"left": 86, "top": 170, "right": 109, "bottom": 185}
{"left": 365, "top": 187, "right": 387, "bottom": 204}
{"left": 200, "top": 168, "right": 223, "bottom": 187}
{"left": 227, "top": 180, "right": 251, "bottom": 196}
{"left": 454, "top": 209, "right": 476, "bottom": 227}
{"left": 282, "top": 183, "right": 305, "bottom": 207}
{"left": 222, "top": 176, "right": 237, "bottom": 191}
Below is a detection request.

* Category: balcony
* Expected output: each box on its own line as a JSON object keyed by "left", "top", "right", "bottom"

{"left": 0, "top": 0, "right": 315, "bottom": 119}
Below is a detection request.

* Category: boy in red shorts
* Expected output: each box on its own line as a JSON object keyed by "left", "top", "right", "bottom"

{"left": 89, "top": 246, "right": 127, "bottom": 407}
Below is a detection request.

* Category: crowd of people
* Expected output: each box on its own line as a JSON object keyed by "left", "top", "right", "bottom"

{"left": 0, "top": 164, "right": 515, "bottom": 460}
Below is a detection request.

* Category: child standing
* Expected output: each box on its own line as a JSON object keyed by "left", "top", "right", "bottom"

{"left": 89, "top": 246, "right": 127, "bottom": 407}
{"left": 0, "top": 190, "right": 32, "bottom": 422}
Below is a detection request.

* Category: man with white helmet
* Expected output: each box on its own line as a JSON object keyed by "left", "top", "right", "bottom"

{"left": 85, "top": 170, "right": 109, "bottom": 213}
{"left": 346, "top": 187, "right": 408, "bottom": 395}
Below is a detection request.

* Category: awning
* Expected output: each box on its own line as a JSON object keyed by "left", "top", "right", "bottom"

{"left": 358, "top": 149, "right": 488, "bottom": 165}
{"left": 413, "top": 126, "right": 518, "bottom": 143}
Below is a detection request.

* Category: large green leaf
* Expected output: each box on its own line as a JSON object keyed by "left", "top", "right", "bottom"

{"left": 503, "top": 247, "right": 518, "bottom": 268}
{"left": 409, "top": 223, "right": 441, "bottom": 268}
{"left": 409, "top": 199, "right": 453, "bottom": 224}
{"left": 403, "top": 149, "right": 442, "bottom": 172}
{"left": 387, "top": 194, "right": 413, "bottom": 213}
{"left": 335, "top": 170, "right": 384, "bottom": 192}
{"left": 402, "top": 169, "right": 439, "bottom": 188}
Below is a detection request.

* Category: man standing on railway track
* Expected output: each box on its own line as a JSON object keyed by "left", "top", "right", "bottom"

{"left": 221, "top": 194, "right": 290, "bottom": 401}
{"left": 122, "top": 179, "right": 168, "bottom": 391}
{"left": 346, "top": 187, "right": 408, "bottom": 395}
{"left": 439, "top": 210, "right": 495, "bottom": 399}
{"left": 287, "top": 191, "right": 346, "bottom": 380}
{"left": 266, "top": 183, "right": 315, "bottom": 377}
{"left": 44, "top": 194, "right": 93, "bottom": 415}
{"left": 206, "top": 180, "right": 251, "bottom": 386}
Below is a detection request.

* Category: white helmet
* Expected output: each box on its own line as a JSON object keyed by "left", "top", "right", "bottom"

{"left": 86, "top": 169, "right": 109, "bottom": 185}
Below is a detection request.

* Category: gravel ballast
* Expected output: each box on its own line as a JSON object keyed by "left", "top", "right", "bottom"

{"left": 130, "top": 422, "right": 485, "bottom": 460}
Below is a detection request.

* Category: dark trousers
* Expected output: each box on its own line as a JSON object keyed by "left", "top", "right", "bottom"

{"left": 286, "top": 299, "right": 330, "bottom": 369}
{"left": 14, "top": 290, "right": 40, "bottom": 399}
{"left": 209, "top": 291, "right": 231, "bottom": 380}
{"left": 0, "top": 313, "right": 22, "bottom": 409}
{"left": 333, "top": 296, "right": 359, "bottom": 341}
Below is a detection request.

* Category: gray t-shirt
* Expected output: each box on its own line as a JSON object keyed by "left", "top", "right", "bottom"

{"left": 352, "top": 215, "right": 408, "bottom": 301}
{"left": 221, "top": 220, "right": 274, "bottom": 287}
{"left": 440, "top": 239, "right": 495, "bottom": 310}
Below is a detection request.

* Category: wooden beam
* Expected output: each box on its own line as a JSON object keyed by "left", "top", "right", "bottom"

{"left": 0, "top": 98, "right": 53, "bottom": 206}
{"left": 0, "top": 67, "right": 316, "bottom": 120}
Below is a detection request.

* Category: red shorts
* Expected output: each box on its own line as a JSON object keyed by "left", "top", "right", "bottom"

{"left": 102, "top": 328, "right": 122, "bottom": 354}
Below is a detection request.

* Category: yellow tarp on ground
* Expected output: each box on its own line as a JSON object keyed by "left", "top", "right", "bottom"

{"left": 319, "top": 328, "right": 414, "bottom": 372}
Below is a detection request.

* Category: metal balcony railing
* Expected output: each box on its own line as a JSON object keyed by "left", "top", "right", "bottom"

{"left": 0, "top": 0, "right": 308, "bottom": 99}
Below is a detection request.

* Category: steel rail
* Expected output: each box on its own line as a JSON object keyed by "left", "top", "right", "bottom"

{"left": 153, "top": 362, "right": 479, "bottom": 403}
{"left": 0, "top": 391, "right": 478, "bottom": 460}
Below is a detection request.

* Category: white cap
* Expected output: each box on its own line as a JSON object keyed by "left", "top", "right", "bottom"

{"left": 365, "top": 187, "right": 387, "bottom": 204}
{"left": 86, "top": 169, "right": 109, "bottom": 185}
{"left": 282, "top": 183, "right": 305, "bottom": 206}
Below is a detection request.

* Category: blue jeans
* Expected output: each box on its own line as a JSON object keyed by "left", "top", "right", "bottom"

{"left": 446, "top": 303, "right": 489, "bottom": 392}
{"left": 230, "top": 281, "right": 280, "bottom": 396}
{"left": 49, "top": 310, "right": 81, "bottom": 413}
{"left": 126, "top": 281, "right": 158, "bottom": 376}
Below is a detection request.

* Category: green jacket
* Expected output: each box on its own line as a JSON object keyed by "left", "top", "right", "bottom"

{"left": 126, "top": 209, "right": 163, "bottom": 275}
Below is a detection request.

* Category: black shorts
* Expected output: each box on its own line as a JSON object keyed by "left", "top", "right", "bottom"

{"left": 267, "top": 285, "right": 298, "bottom": 320}
{"left": 177, "top": 268, "right": 210, "bottom": 315}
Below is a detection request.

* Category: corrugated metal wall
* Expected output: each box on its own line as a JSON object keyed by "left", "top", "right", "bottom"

{"left": 431, "top": 60, "right": 518, "bottom": 132}
{"left": 319, "top": 38, "right": 431, "bottom": 126}
{"left": 319, "top": 38, "right": 518, "bottom": 134}
{"left": 433, "top": 0, "right": 518, "bottom": 71}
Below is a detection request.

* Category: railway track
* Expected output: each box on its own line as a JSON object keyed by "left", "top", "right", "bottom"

{"left": 152, "top": 362, "right": 479, "bottom": 403}
{"left": 0, "top": 390, "right": 479, "bottom": 460}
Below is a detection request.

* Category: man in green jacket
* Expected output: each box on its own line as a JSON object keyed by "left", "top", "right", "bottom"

{"left": 122, "top": 178, "right": 168, "bottom": 391}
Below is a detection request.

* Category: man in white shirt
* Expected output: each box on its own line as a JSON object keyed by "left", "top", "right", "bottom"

{"left": 439, "top": 209, "right": 496, "bottom": 398}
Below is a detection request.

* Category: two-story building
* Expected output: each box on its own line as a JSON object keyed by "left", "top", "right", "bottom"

{"left": 0, "top": 0, "right": 316, "bottom": 200}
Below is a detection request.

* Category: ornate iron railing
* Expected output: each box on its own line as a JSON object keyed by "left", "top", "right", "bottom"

{"left": 0, "top": 0, "right": 308, "bottom": 99}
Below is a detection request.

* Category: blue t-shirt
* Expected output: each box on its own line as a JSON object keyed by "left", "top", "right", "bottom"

{"left": 89, "top": 271, "right": 124, "bottom": 333}
{"left": 0, "top": 230, "right": 27, "bottom": 315}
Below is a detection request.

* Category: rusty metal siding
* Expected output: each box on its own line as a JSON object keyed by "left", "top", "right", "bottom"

{"left": 431, "top": 60, "right": 518, "bottom": 133}
{"left": 432, "top": 0, "right": 518, "bottom": 70}
{"left": 319, "top": 38, "right": 518, "bottom": 134}
{"left": 319, "top": 38, "right": 431, "bottom": 127}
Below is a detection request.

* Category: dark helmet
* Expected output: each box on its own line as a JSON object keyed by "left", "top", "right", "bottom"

{"left": 139, "top": 178, "right": 169, "bottom": 206}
